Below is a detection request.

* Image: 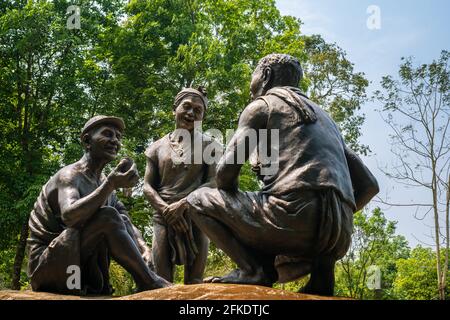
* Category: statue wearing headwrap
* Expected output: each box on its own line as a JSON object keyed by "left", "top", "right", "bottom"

{"left": 144, "top": 87, "right": 222, "bottom": 284}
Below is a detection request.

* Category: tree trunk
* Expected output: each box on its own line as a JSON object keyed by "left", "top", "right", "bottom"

{"left": 11, "top": 53, "right": 33, "bottom": 290}
{"left": 431, "top": 166, "right": 444, "bottom": 300}
{"left": 442, "top": 174, "right": 450, "bottom": 300}
{"left": 11, "top": 219, "right": 30, "bottom": 290}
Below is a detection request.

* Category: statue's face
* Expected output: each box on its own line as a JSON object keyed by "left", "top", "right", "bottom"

{"left": 173, "top": 95, "right": 205, "bottom": 131}
{"left": 87, "top": 125, "right": 122, "bottom": 161}
{"left": 250, "top": 66, "right": 266, "bottom": 100}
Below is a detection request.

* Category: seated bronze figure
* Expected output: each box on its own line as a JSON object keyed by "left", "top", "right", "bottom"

{"left": 27, "top": 116, "right": 171, "bottom": 295}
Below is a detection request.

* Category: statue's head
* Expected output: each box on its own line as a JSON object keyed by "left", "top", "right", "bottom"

{"left": 172, "top": 87, "right": 208, "bottom": 131}
{"left": 80, "top": 115, "right": 125, "bottom": 161}
{"left": 250, "top": 53, "right": 303, "bottom": 100}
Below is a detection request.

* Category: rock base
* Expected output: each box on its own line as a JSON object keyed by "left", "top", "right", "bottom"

{"left": 0, "top": 284, "right": 348, "bottom": 300}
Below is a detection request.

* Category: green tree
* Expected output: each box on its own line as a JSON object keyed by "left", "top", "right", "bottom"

{"left": 109, "top": 0, "right": 369, "bottom": 149}
{"left": 106, "top": 0, "right": 306, "bottom": 143}
{"left": 394, "top": 246, "right": 450, "bottom": 300}
{"left": 303, "top": 35, "right": 369, "bottom": 155}
{"left": 376, "top": 51, "right": 450, "bottom": 299}
{"left": 107, "top": 0, "right": 370, "bottom": 192}
{"left": 335, "top": 208, "right": 410, "bottom": 299}
{"left": 0, "top": 0, "right": 126, "bottom": 289}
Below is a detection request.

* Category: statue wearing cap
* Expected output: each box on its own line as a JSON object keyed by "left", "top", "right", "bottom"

{"left": 143, "top": 87, "right": 222, "bottom": 284}
{"left": 27, "top": 115, "right": 171, "bottom": 295}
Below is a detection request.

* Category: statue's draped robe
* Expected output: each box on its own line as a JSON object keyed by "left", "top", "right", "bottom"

{"left": 27, "top": 177, "right": 135, "bottom": 295}
{"left": 187, "top": 87, "right": 355, "bottom": 283}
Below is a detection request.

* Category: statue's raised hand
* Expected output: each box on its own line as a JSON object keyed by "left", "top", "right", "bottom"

{"left": 107, "top": 158, "right": 139, "bottom": 189}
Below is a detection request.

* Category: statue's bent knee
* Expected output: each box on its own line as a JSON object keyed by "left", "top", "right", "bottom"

{"left": 94, "top": 206, "right": 124, "bottom": 227}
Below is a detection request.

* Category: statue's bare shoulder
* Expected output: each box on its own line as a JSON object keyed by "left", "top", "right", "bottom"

{"left": 238, "top": 99, "right": 269, "bottom": 130}
{"left": 55, "top": 162, "right": 83, "bottom": 186}
{"left": 145, "top": 136, "right": 167, "bottom": 160}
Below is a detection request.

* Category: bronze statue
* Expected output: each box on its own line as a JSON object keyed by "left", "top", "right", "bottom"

{"left": 172, "top": 54, "right": 379, "bottom": 296}
{"left": 144, "top": 88, "right": 220, "bottom": 284}
{"left": 27, "top": 116, "right": 171, "bottom": 295}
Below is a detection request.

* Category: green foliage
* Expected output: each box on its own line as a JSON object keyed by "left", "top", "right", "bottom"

{"left": 303, "top": 35, "right": 369, "bottom": 155}
{"left": 0, "top": 248, "right": 29, "bottom": 290}
{"left": 204, "top": 242, "right": 236, "bottom": 280}
{"left": 335, "top": 208, "right": 410, "bottom": 299}
{"left": 273, "top": 277, "right": 309, "bottom": 292}
{"left": 0, "top": 248, "right": 15, "bottom": 290}
{"left": 238, "top": 162, "right": 260, "bottom": 191}
{"left": 109, "top": 261, "right": 135, "bottom": 296}
{"left": 0, "top": 0, "right": 127, "bottom": 288}
{"left": 393, "top": 247, "right": 450, "bottom": 300}
{"left": 107, "top": 0, "right": 309, "bottom": 145}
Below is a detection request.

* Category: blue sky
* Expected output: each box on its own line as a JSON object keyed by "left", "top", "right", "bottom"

{"left": 275, "top": 0, "right": 450, "bottom": 247}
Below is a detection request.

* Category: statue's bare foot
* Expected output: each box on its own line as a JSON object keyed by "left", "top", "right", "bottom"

{"left": 204, "top": 269, "right": 273, "bottom": 287}
{"left": 155, "top": 277, "right": 173, "bottom": 289}
{"left": 203, "top": 276, "right": 216, "bottom": 283}
{"left": 203, "top": 269, "right": 240, "bottom": 284}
